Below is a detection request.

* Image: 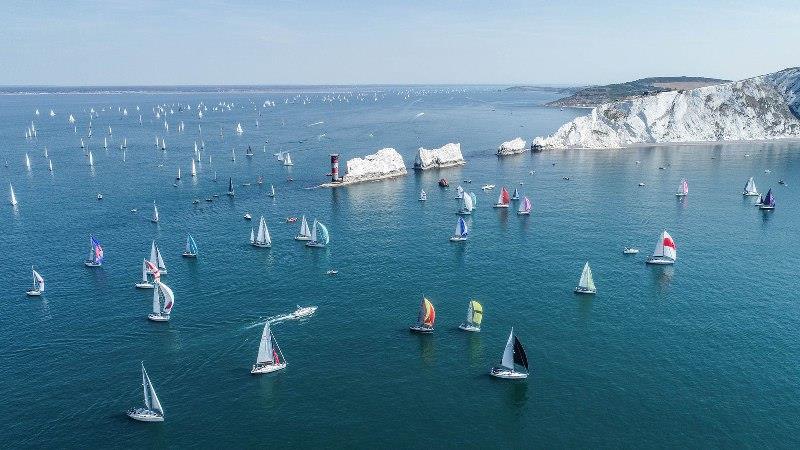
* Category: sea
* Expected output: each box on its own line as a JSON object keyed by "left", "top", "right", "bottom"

{"left": 1, "top": 85, "right": 798, "bottom": 448}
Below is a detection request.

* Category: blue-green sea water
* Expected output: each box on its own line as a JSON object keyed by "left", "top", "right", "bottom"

{"left": 1, "top": 86, "right": 799, "bottom": 448}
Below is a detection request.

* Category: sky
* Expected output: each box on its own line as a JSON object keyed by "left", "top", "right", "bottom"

{"left": 1, "top": 0, "right": 798, "bottom": 86}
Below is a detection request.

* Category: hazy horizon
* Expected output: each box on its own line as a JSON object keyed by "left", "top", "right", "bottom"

{"left": 1, "top": 0, "right": 797, "bottom": 86}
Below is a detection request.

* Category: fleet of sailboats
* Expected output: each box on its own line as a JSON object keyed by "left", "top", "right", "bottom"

{"left": 574, "top": 262, "right": 597, "bottom": 294}
{"left": 409, "top": 297, "right": 436, "bottom": 333}
{"left": 251, "top": 322, "right": 287, "bottom": 374}
{"left": 127, "top": 363, "right": 165, "bottom": 422}
{"left": 458, "top": 300, "right": 483, "bottom": 332}
{"left": 490, "top": 328, "right": 529, "bottom": 379}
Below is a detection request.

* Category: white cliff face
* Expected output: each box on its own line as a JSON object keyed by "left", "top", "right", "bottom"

{"left": 533, "top": 67, "right": 800, "bottom": 149}
{"left": 497, "top": 137, "right": 527, "bottom": 156}
{"left": 414, "top": 143, "right": 466, "bottom": 170}
{"left": 324, "top": 148, "right": 406, "bottom": 186}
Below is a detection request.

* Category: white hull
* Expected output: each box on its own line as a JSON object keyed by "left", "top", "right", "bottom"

{"left": 490, "top": 367, "right": 528, "bottom": 379}
{"left": 646, "top": 257, "right": 675, "bottom": 265}
{"left": 251, "top": 242, "right": 271, "bottom": 248}
{"left": 456, "top": 210, "right": 472, "bottom": 215}
{"left": 517, "top": 211, "right": 530, "bottom": 216}
{"left": 291, "top": 307, "right": 317, "bottom": 319}
{"left": 409, "top": 325, "right": 434, "bottom": 333}
{"left": 574, "top": 287, "right": 596, "bottom": 294}
{"left": 623, "top": 248, "right": 639, "bottom": 254}
{"left": 759, "top": 205, "right": 775, "bottom": 210}
{"left": 449, "top": 236, "right": 467, "bottom": 242}
{"left": 676, "top": 193, "right": 687, "bottom": 197}
{"left": 294, "top": 235, "right": 312, "bottom": 241}
{"left": 26, "top": 289, "right": 42, "bottom": 297}
{"left": 135, "top": 282, "right": 154, "bottom": 289}
{"left": 251, "top": 362, "right": 287, "bottom": 374}
{"left": 148, "top": 313, "right": 170, "bottom": 322}
{"left": 493, "top": 204, "right": 509, "bottom": 208}
{"left": 458, "top": 323, "right": 480, "bottom": 332}
{"left": 182, "top": 252, "right": 197, "bottom": 258}
{"left": 84, "top": 261, "right": 101, "bottom": 267}
{"left": 127, "top": 408, "right": 164, "bottom": 422}
{"left": 743, "top": 192, "right": 760, "bottom": 196}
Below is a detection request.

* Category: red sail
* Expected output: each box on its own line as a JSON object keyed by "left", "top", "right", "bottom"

{"left": 501, "top": 187, "right": 510, "bottom": 204}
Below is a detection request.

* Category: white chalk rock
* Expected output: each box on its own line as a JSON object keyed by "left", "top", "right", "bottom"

{"left": 413, "top": 143, "right": 466, "bottom": 170}
{"left": 336, "top": 148, "right": 407, "bottom": 185}
{"left": 496, "top": 137, "right": 527, "bottom": 156}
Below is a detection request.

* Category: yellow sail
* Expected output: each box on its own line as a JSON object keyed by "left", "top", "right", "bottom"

{"left": 422, "top": 298, "right": 436, "bottom": 326}
{"left": 470, "top": 300, "right": 483, "bottom": 325}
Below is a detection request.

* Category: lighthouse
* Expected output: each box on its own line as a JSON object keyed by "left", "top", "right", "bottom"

{"left": 330, "top": 154, "right": 341, "bottom": 182}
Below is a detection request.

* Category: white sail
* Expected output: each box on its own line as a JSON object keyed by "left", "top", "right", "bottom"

{"left": 141, "top": 259, "right": 149, "bottom": 282}
{"left": 256, "top": 322, "right": 275, "bottom": 364}
{"left": 744, "top": 177, "right": 759, "bottom": 195}
{"left": 9, "top": 183, "right": 17, "bottom": 206}
{"left": 25, "top": 153, "right": 31, "bottom": 169}
{"left": 142, "top": 364, "right": 163, "bottom": 415}
{"left": 298, "top": 216, "right": 311, "bottom": 238}
{"left": 152, "top": 281, "right": 161, "bottom": 314}
{"left": 103, "top": 137, "right": 107, "bottom": 148}
{"left": 156, "top": 246, "right": 166, "bottom": 271}
{"left": 283, "top": 152, "right": 293, "bottom": 166}
{"left": 191, "top": 159, "right": 196, "bottom": 177}
{"left": 142, "top": 364, "right": 151, "bottom": 410}
{"left": 176, "top": 168, "right": 181, "bottom": 179}
{"left": 270, "top": 185, "right": 276, "bottom": 197}
{"left": 465, "top": 301, "right": 473, "bottom": 324}
{"left": 152, "top": 203, "right": 159, "bottom": 222}
{"left": 158, "top": 281, "right": 174, "bottom": 314}
{"left": 256, "top": 216, "right": 271, "bottom": 246}
{"left": 578, "top": 262, "right": 595, "bottom": 291}
{"left": 88, "top": 151, "right": 94, "bottom": 166}
{"left": 236, "top": 123, "right": 243, "bottom": 134}
{"left": 149, "top": 241, "right": 158, "bottom": 267}
{"left": 462, "top": 191, "right": 474, "bottom": 211}
{"left": 501, "top": 328, "right": 515, "bottom": 370}
{"left": 250, "top": 228, "right": 255, "bottom": 244}
{"left": 48, "top": 159, "right": 53, "bottom": 172}
{"left": 32, "top": 268, "right": 45, "bottom": 292}
{"left": 310, "top": 219, "right": 318, "bottom": 242}
{"left": 651, "top": 230, "right": 677, "bottom": 260}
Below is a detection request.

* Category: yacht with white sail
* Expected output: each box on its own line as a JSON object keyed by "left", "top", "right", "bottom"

{"left": 182, "top": 235, "right": 198, "bottom": 258}
{"left": 25, "top": 267, "right": 45, "bottom": 297}
{"left": 9, "top": 183, "right": 18, "bottom": 206}
{"left": 148, "top": 241, "right": 168, "bottom": 274}
{"left": 151, "top": 202, "right": 159, "bottom": 223}
{"left": 457, "top": 191, "right": 474, "bottom": 215}
{"left": 574, "top": 262, "right": 597, "bottom": 294}
{"left": 294, "top": 216, "right": 312, "bottom": 241}
{"left": 306, "top": 219, "right": 329, "bottom": 248}
{"left": 517, "top": 196, "right": 531, "bottom": 215}
{"left": 251, "top": 322, "right": 287, "bottom": 374}
{"left": 419, "top": 189, "right": 427, "bottom": 201}
{"left": 147, "top": 280, "right": 174, "bottom": 322}
{"left": 135, "top": 260, "right": 156, "bottom": 289}
{"left": 409, "top": 297, "right": 436, "bottom": 333}
{"left": 490, "top": 328, "right": 529, "bottom": 379}
{"left": 743, "top": 177, "right": 759, "bottom": 196}
{"left": 283, "top": 152, "right": 293, "bottom": 166}
{"left": 458, "top": 300, "right": 483, "bottom": 332}
{"left": 645, "top": 230, "right": 677, "bottom": 265}
{"left": 127, "top": 363, "right": 165, "bottom": 422}
{"left": 227, "top": 177, "right": 235, "bottom": 196}
{"left": 250, "top": 216, "right": 272, "bottom": 248}
{"left": 676, "top": 178, "right": 688, "bottom": 197}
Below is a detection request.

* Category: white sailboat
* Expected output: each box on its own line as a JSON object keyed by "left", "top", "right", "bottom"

{"left": 283, "top": 152, "right": 293, "bottom": 166}
{"left": 190, "top": 159, "right": 196, "bottom": 177}
{"left": 135, "top": 259, "right": 155, "bottom": 289}
{"left": 517, "top": 196, "right": 532, "bottom": 215}
{"left": 269, "top": 184, "right": 276, "bottom": 198}
{"left": 9, "top": 183, "right": 18, "bottom": 206}
{"left": 103, "top": 137, "right": 108, "bottom": 149}
{"left": 176, "top": 168, "right": 181, "bottom": 180}
{"left": 26, "top": 267, "right": 45, "bottom": 296}
{"left": 743, "top": 177, "right": 759, "bottom": 196}
{"left": 231, "top": 148, "right": 236, "bottom": 162}
{"left": 148, "top": 241, "right": 168, "bottom": 274}
{"left": 574, "top": 262, "right": 597, "bottom": 294}
{"left": 250, "top": 322, "right": 287, "bottom": 374}
{"left": 236, "top": 122, "right": 244, "bottom": 134}
{"left": 294, "top": 215, "right": 312, "bottom": 241}
{"left": 675, "top": 179, "right": 688, "bottom": 197}
{"left": 126, "top": 363, "right": 165, "bottom": 422}
{"left": 151, "top": 202, "right": 159, "bottom": 223}
{"left": 147, "top": 280, "right": 174, "bottom": 322}
{"left": 306, "top": 219, "right": 329, "bottom": 248}
{"left": 419, "top": 189, "right": 427, "bottom": 201}
{"left": 457, "top": 190, "right": 474, "bottom": 215}
{"left": 182, "top": 234, "right": 198, "bottom": 258}
{"left": 80, "top": 137, "right": 85, "bottom": 149}
{"left": 645, "top": 230, "right": 677, "bottom": 265}
{"left": 250, "top": 216, "right": 272, "bottom": 248}
{"left": 48, "top": 159, "right": 53, "bottom": 172}
{"left": 25, "top": 153, "right": 31, "bottom": 170}
{"left": 455, "top": 185, "right": 464, "bottom": 199}
{"left": 458, "top": 300, "right": 483, "bottom": 332}
{"left": 490, "top": 328, "right": 529, "bottom": 379}
{"left": 88, "top": 151, "right": 94, "bottom": 167}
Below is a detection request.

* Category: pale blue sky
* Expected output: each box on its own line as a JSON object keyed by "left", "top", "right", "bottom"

{"left": 1, "top": 0, "right": 797, "bottom": 86}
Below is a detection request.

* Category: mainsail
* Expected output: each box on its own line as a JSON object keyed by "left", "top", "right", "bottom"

{"left": 256, "top": 322, "right": 275, "bottom": 364}
{"left": 651, "top": 230, "right": 677, "bottom": 260}
{"left": 466, "top": 300, "right": 483, "bottom": 327}
{"left": 578, "top": 262, "right": 595, "bottom": 291}
{"left": 298, "top": 216, "right": 311, "bottom": 238}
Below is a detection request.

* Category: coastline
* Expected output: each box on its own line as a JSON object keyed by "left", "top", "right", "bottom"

{"left": 534, "top": 136, "right": 800, "bottom": 151}
{"left": 318, "top": 171, "right": 408, "bottom": 188}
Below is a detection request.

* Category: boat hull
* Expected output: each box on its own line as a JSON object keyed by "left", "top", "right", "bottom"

{"left": 251, "top": 362, "right": 287, "bottom": 374}
{"left": 294, "top": 236, "right": 312, "bottom": 241}
{"left": 490, "top": 367, "right": 528, "bottom": 379}
{"left": 135, "top": 283, "right": 154, "bottom": 289}
{"left": 743, "top": 192, "right": 760, "bottom": 196}
{"left": 517, "top": 211, "right": 530, "bottom": 215}
{"left": 646, "top": 257, "right": 675, "bottom": 265}
{"left": 148, "top": 313, "right": 170, "bottom": 322}
{"left": 409, "top": 325, "right": 434, "bottom": 334}
{"left": 493, "top": 204, "right": 509, "bottom": 208}
{"left": 574, "top": 287, "right": 597, "bottom": 294}
{"left": 456, "top": 210, "right": 471, "bottom": 215}
{"left": 458, "top": 323, "right": 480, "bottom": 332}
{"left": 84, "top": 261, "right": 101, "bottom": 267}
{"left": 26, "top": 290, "right": 42, "bottom": 297}
{"left": 181, "top": 252, "right": 197, "bottom": 258}
{"left": 759, "top": 205, "right": 775, "bottom": 210}
{"left": 449, "top": 236, "right": 467, "bottom": 242}
{"left": 127, "top": 408, "right": 164, "bottom": 422}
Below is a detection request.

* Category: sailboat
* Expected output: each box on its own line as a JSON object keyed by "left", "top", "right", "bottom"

{"left": 9, "top": 183, "right": 17, "bottom": 206}
{"left": 246, "top": 146, "right": 254, "bottom": 157}
{"left": 227, "top": 177, "right": 235, "bottom": 196}
{"left": 574, "top": 262, "right": 597, "bottom": 294}
{"left": 450, "top": 217, "right": 469, "bottom": 242}
{"left": 151, "top": 202, "right": 159, "bottom": 223}
{"left": 306, "top": 219, "right": 329, "bottom": 248}
{"left": 160, "top": 138, "right": 166, "bottom": 150}
{"left": 490, "top": 328, "right": 529, "bottom": 379}
{"left": 190, "top": 159, "right": 196, "bottom": 177}
{"left": 294, "top": 216, "right": 312, "bottom": 241}
{"left": 458, "top": 300, "right": 483, "bottom": 332}
{"left": 80, "top": 137, "right": 85, "bottom": 148}
{"left": 103, "top": 137, "right": 108, "bottom": 149}
{"left": 676, "top": 178, "right": 688, "bottom": 197}
{"left": 759, "top": 188, "right": 775, "bottom": 210}
{"left": 182, "top": 235, "right": 198, "bottom": 258}
{"left": 231, "top": 148, "right": 236, "bottom": 162}
{"left": 176, "top": 168, "right": 181, "bottom": 180}
{"left": 48, "top": 159, "right": 53, "bottom": 172}
{"left": 457, "top": 190, "right": 474, "bottom": 215}
{"left": 25, "top": 153, "right": 31, "bottom": 170}
{"left": 26, "top": 267, "right": 45, "bottom": 296}
{"left": 470, "top": 192, "right": 477, "bottom": 209}
{"left": 645, "top": 230, "right": 677, "bottom": 265}
{"left": 409, "top": 297, "right": 435, "bottom": 333}
{"left": 250, "top": 216, "right": 272, "bottom": 248}
{"left": 743, "top": 177, "right": 759, "bottom": 196}
{"left": 493, "top": 187, "right": 511, "bottom": 208}
{"left": 250, "top": 322, "right": 287, "bottom": 374}
{"left": 147, "top": 280, "right": 174, "bottom": 322}
{"left": 135, "top": 259, "right": 156, "bottom": 289}
{"left": 269, "top": 184, "right": 276, "bottom": 198}
{"left": 419, "top": 189, "right": 427, "bottom": 201}
{"left": 455, "top": 185, "right": 464, "bottom": 199}
{"left": 518, "top": 196, "right": 532, "bottom": 215}
{"left": 236, "top": 122, "right": 244, "bottom": 134}
{"left": 88, "top": 151, "right": 94, "bottom": 167}
{"left": 84, "top": 236, "right": 104, "bottom": 267}
{"left": 148, "top": 241, "right": 168, "bottom": 274}
{"left": 122, "top": 138, "right": 127, "bottom": 149}
{"left": 511, "top": 187, "right": 520, "bottom": 200}
{"left": 126, "top": 363, "right": 165, "bottom": 422}
{"left": 283, "top": 152, "right": 293, "bottom": 166}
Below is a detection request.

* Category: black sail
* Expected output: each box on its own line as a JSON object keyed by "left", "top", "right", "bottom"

{"left": 513, "top": 337, "right": 529, "bottom": 370}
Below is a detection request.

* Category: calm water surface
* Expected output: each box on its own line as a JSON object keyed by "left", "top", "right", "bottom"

{"left": 1, "top": 87, "right": 799, "bottom": 448}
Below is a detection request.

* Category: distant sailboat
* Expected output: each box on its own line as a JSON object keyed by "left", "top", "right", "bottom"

{"left": 250, "top": 322, "right": 287, "bottom": 374}
{"left": 26, "top": 267, "right": 45, "bottom": 297}
{"left": 88, "top": 151, "right": 94, "bottom": 167}
{"left": 126, "top": 363, "right": 165, "bottom": 422}
{"left": 190, "top": 159, "right": 196, "bottom": 177}
{"left": 147, "top": 280, "right": 174, "bottom": 322}
{"left": 227, "top": 177, "right": 235, "bottom": 196}
{"left": 283, "top": 152, "right": 293, "bottom": 166}
{"left": 458, "top": 300, "right": 483, "bottom": 332}
{"left": 493, "top": 187, "right": 510, "bottom": 208}
{"left": 490, "top": 328, "right": 529, "bottom": 379}
{"left": 759, "top": 188, "right": 775, "bottom": 210}
{"left": 151, "top": 202, "right": 159, "bottom": 223}
{"left": 470, "top": 192, "right": 477, "bottom": 209}
{"left": 135, "top": 259, "right": 156, "bottom": 289}
{"left": 269, "top": 184, "right": 276, "bottom": 198}
{"left": 9, "top": 183, "right": 17, "bottom": 206}
{"left": 409, "top": 297, "right": 435, "bottom": 333}
{"left": 419, "top": 189, "right": 427, "bottom": 201}
{"left": 25, "top": 153, "right": 31, "bottom": 170}
{"left": 645, "top": 230, "right": 677, "bottom": 265}
{"left": 176, "top": 168, "right": 181, "bottom": 180}
{"left": 306, "top": 219, "right": 329, "bottom": 248}
{"left": 80, "top": 138, "right": 85, "bottom": 149}
{"left": 743, "top": 177, "right": 759, "bottom": 196}
{"left": 457, "top": 190, "right": 474, "bottom": 215}
{"left": 676, "top": 179, "right": 688, "bottom": 197}
{"left": 511, "top": 187, "right": 520, "bottom": 200}
{"left": 84, "top": 236, "right": 104, "bottom": 267}
{"left": 455, "top": 185, "right": 464, "bottom": 199}
{"left": 574, "top": 262, "right": 597, "bottom": 294}
{"left": 48, "top": 159, "right": 53, "bottom": 172}
{"left": 231, "top": 148, "right": 236, "bottom": 162}
{"left": 182, "top": 235, "right": 198, "bottom": 258}
{"left": 236, "top": 122, "right": 244, "bottom": 134}
{"left": 246, "top": 146, "right": 254, "bottom": 157}
{"left": 450, "top": 217, "right": 469, "bottom": 242}
{"left": 518, "top": 196, "right": 531, "bottom": 215}
{"left": 103, "top": 137, "right": 108, "bottom": 149}
{"left": 250, "top": 216, "right": 272, "bottom": 248}
{"left": 294, "top": 216, "right": 312, "bottom": 241}
{"left": 148, "top": 241, "right": 168, "bottom": 274}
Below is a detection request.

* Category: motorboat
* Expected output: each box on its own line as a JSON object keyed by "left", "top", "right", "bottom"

{"left": 623, "top": 247, "right": 639, "bottom": 255}
{"left": 291, "top": 305, "right": 317, "bottom": 319}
